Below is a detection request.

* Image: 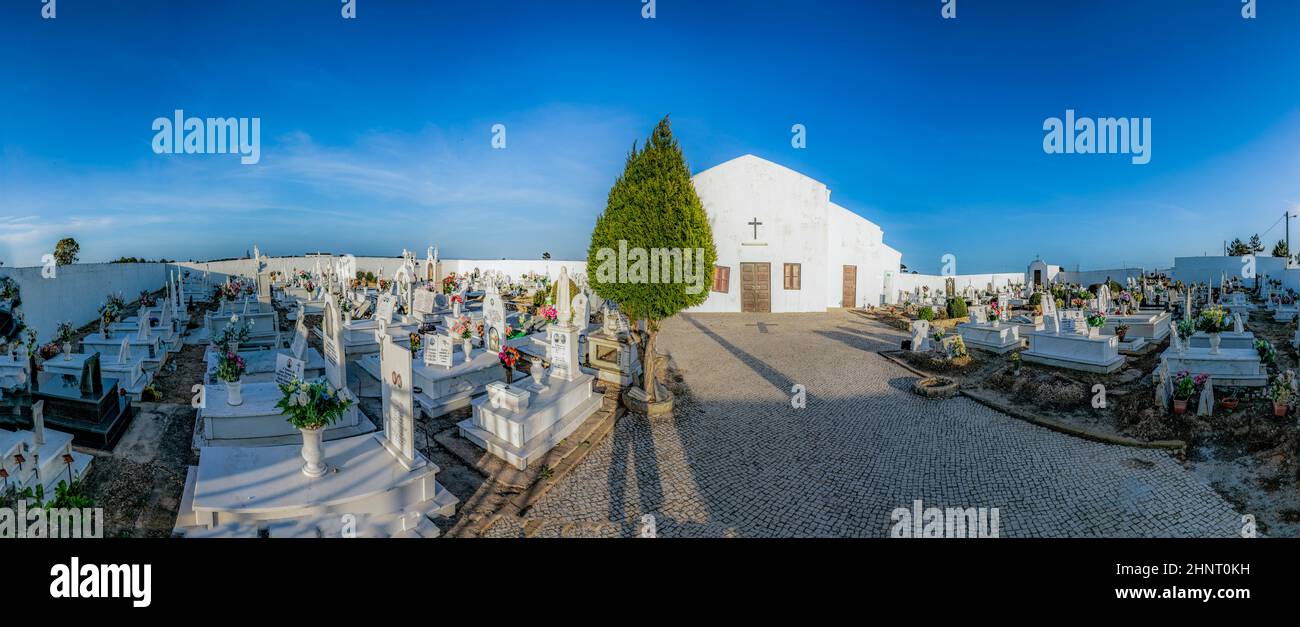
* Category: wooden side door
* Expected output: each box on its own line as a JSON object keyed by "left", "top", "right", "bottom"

{"left": 740, "top": 262, "right": 771, "bottom": 313}
{"left": 841, "top": 265, "right": 857, "bottom": 308}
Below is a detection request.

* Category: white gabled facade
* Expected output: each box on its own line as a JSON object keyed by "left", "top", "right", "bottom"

{"left": 688, "top": 155, "right": 901, "bottom": 313}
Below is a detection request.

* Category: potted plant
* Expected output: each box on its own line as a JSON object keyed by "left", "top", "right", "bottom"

{"left": 1196, "top": 307, "right": 1228, "bottom": 354}
{"left": 1171, "top": 370, "right": 1198, "bottom": 414}
{"left": 1085, "top": 311, "right": 1106, "bottom": 338}
{"left": 216, "top": 351, "right": 246, "bottom": 406}
{"left": 1271, "top": 375, "right": 1290, "bottom": 417}
{"left": 55, "top": 321, "right": 74, "bottom": 360}
{"left": 1032, "top": 305, "right": 1043, "bottom": 327}
{"left": 1255, "top": 339, "right": 1276, "bottom": 365}
{"left": 1114, "top": 323, "right": 1130, "bottom": 342}
{"left": 1220, "top": 391, "right": 1239, "bottom": 410}
{"left": 1009, "top": 352, "right": 1021, "bottom": 375}
{"left": 276, "top": 379, "right": 354, "bottom": 477}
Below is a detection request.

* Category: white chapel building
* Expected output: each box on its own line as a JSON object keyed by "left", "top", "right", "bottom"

{"left": 687, "top": 155, "right": 902, "bottom": 313}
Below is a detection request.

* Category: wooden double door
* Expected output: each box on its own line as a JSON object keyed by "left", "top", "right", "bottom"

{"left": 740, "top": 262, "right": 771, "bottom": 313}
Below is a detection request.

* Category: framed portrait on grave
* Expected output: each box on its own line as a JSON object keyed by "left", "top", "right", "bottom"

{"left": 488, "top": 326, "right": 501, "bottom": 353}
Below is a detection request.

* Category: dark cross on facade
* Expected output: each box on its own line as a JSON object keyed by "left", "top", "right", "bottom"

{"left": 748, "top": 217, "right": 763, "bottom": 240}
{"left": 745, "top": 322, "right": 778, "bottom": 334}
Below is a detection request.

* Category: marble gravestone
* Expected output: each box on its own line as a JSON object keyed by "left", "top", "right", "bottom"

{"left": 274, "top": 354, "right": 305, "bottom": 388}
{"left": 909, "top": 320, "right": 931, "bottom": 352}
{"left": 483, "top": 286, "right": 506, "bottom": 353}
{"left": 378, "top": 334, "right": 422, "bottom": 470}
{"left": 424, "top": 333, "right": 454, "bottom": 369}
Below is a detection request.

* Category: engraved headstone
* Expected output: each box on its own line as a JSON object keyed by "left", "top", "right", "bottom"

{"left": 31, "top": 400, "right": 45, "bottom": 446}
{"left": 425, "top": 333, "right": 454, "bottom": 369}
{"left": 275, "top": 353, "right": 305, "bottom": 388}
{"left": 379, "top": 334, "right": 420, "bottom": 469}
{"left": 80, "top": 352, "right": 103, "bottom": 397}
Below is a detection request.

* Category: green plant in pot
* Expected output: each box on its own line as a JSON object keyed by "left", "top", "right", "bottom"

{"left": 1270, "top": 373, "right": 1293, "bottom": 417}
{"left": 1009, "top": 352, "right": 1021, "bottom": 375}
{"left": 1114, "top": 323, "right": 1130, "bottom": 342}
{"left": 1171, "top": 370, "right": 1200, "bottom": 415}
{"left": 276, "top": 379, "right": 355, "bottom": 477}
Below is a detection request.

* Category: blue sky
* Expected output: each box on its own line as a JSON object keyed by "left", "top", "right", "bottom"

{"left": 1, "top": 0, "right": 1298, "bottom": 273}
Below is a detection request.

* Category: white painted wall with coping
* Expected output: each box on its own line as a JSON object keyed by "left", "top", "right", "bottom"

{"left": 0, "top": 263, "right": 174, "bottom": 344}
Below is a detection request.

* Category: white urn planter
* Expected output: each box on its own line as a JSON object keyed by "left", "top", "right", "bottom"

{"left": 1209, "top": 332, "right": 1221, "bottom": 355}
{"left": 300, "top": 426, "right": 327, "bottom": 477}
{"left": 1088, "top": 326, "right": 1100, "bottom": 339}
{"left": 62, "top": 342, "right": 72, "bottom": 360}
{"left": 226, "top": 379, "right": 243, "bottom": 406}
{"left": 462, "top": 338, "right": 473, "bottom": 360}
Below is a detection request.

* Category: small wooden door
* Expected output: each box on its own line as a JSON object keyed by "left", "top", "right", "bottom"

{"left": 841, "top": 265, "right": 857, "bottom": 308}
{"left": 741, "top": 262, "right": 771, "bottom": 313}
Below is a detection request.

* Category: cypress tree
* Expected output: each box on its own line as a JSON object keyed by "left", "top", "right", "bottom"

{"left": 587, "top": 116, "right": 717, "bottom": 403}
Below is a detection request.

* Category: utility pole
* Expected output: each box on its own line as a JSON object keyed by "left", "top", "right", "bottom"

{"left": 1286, "top": 209, "right": 1291, "bottom": 265}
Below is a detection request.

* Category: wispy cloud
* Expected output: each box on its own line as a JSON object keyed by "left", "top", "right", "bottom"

{"left": 0, "top": 105, "right": 642, "bottom": 266}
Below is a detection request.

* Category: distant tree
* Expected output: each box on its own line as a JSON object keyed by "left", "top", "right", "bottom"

{"left": 53, "top": 238, "right": 80, "bottom": 265}
{"left": 1227, "top": 238, "right": 1251, "bottom": 256}
{"left": 587, "top": 116, "right": 717, "bottom": 406}
{"left": 542, "top": 252, "right": 551, "bottom": 260}
{"left": 1249, "top": 233, "right": 1265, "bottom": 254}
{"left": 1273, "top": 240, "right": 1290, "bottom": 259}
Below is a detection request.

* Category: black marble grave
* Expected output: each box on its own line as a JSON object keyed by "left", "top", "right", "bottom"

{"left": 25, "top": 353, "right": 133, "bottom": 449}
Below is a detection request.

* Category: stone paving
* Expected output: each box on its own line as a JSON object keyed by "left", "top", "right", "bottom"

{"left": 485, "top": 311, "right": 1245, "bottom": 538}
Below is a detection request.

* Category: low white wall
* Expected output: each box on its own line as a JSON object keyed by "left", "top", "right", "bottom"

{"left": 893, "top": 272, "right": 1025, "bottom": 301}
{"left": 1055, "top": 267, "right": 1146, "bottom": 287}
{"left": 1171, "top": 255, "right": 1288, "bottom": 288}
{"left": 0, "top": 263, "right": 173, "bottom": 344}
{"left": 174, "top": 257, "right": 587, "bottom": 286}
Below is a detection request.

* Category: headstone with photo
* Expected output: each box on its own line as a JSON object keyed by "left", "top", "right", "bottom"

{"left": 424, "top": 333, "right": 453, "bottom": 369}
{"left": 275, "top": 353, "right": 305, "bottom": 388}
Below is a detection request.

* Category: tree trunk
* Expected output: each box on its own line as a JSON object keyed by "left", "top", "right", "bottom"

{"left": 644, "top": 324, "right": 657, "bottom": 403}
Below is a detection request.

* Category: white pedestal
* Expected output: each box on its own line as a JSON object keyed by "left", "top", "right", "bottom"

{"left": 1021, "top": 331, "right": 1125, "bottom": 373}
{"left": 957, "top": 323, "right": 1021, "bottom": 354}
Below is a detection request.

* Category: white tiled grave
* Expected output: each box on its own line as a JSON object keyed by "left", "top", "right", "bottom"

{"left": 456, "top": 269, "right": 602, "bottom": 470}
{"left": 202, "top": 346, "right": 325, "bottom": 386}
{"left": 1021, "top": 328, "right": 1125, "bottom": 373}
{"left": 0, "top": 354, "right": 29, "bottom": 391}
{"left": 176, "top": 433, "right": 458, "bottom": 538}
{"left": 206, "top": 308, "right": 280, "bottom": 349}
{"left": 1159, "top": 347, "right": 1267, "bottom": 387}
{"left": 81, "top": 333, "right": 164, "bottom": 372}
{"left": 195, "top": 294, "right": 373, "bottom": 448}
{"left": 1189, "top": 331, "right": 1256, "bottom": 350}
{"left": 956, "top": 321, "right": 1021, "bottom": 354}
{"left": 43, "top": 349, "right": 152, "bottom": 400}
{"left": 353, "top": 334, "right": 536, "bottom": 416}
{"left": 1101, "top": 311, "right": 1171, "bottom": 342}
{"left": 0, "top": 415, "right": 93, "bottom": 498}
{"left": 1274, "top": 305, "right": 1300, "bottom": 322}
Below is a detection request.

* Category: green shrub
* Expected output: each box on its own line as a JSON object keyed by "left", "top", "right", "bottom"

{"left": 946, "top": 297, "right": 968, "bottom": 320}
{"left": 918, "top": 306, "right": 935, "bottom": 321}
{"left": 1029, "top": 292, "right": 1042, "bottom": 307}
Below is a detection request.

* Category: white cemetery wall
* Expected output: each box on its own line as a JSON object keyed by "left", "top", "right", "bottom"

{"left": 1171, "top": 255, "right": 1287, "bottom": 288}
{"left": 0, "top": 262, "right": 173, "bottom": 345}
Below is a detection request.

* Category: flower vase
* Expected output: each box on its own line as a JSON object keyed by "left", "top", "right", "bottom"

{"left": 1274, "top": 402, "right": 1288, "bottom": 417}
{"left": 1209, "top": 332, "right": 1221, "bottom": 355}
{"left": 1088, "top": 327, "right": 1099, "bottom": 339}
{"left": 1173, "top": 399, "right": 1187, "bottom": 414}
{"left": 300, "top": 426, "right": 327, "bottom": 477}
{"left": 62, "top": 342, "right": 72, "bottom": 360}
{"left": 991, "top": 319, "right": 1000, "bottom": 328}
{"left": 226, "top": 379, "right": 243, "bottom": 406}
{"left": 462, "top": 338, "right": 472, "bottom": 360}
